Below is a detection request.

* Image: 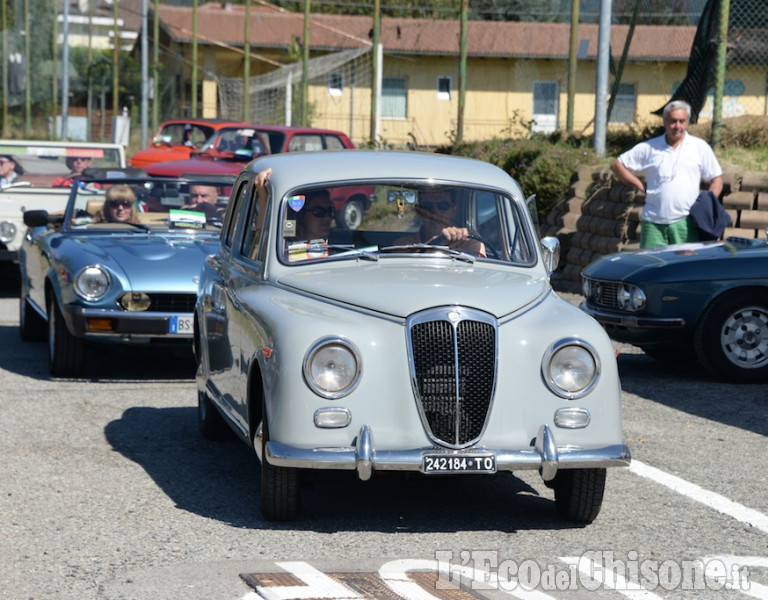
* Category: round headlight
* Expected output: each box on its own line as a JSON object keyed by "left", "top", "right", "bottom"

{"left": 542, "top": 339, "right": 600, "bottom": 399}
{"left": 0, "top": 220, "right": 17, "bottom": 244}
{"left": 303, "top": 338, "right": 361, "bottom": 399}
{"left": 74, "top": 265, "right": 111, "bottom": 300}
{"left": 617, "top": 283, "right": 646, "bottom": 312}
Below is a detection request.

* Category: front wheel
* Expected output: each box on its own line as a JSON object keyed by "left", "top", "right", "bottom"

{"left": 259, "top": 405, "right": 300, "bottom": 521}
{"left": 48, "top": 296, "right": 85, "bottom": 377}
{"left": 694, "top": 291, "right": 768, "bottom": 382}
{"left": 552, "top": 468, "right": 606, "bottom": 524}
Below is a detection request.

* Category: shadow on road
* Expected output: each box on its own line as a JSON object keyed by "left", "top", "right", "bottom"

{"left": 0, "top": 321, "right": 196, "bottom": 381}
{"left": 617, "top": 351, "right": 768, "bottom": 438}
{"left": 105, "top": 405, "right": 588, "bottom": 533}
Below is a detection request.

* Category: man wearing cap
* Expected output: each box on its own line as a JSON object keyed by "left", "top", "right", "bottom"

{"left": 0, "top": 154, "right": 24, "bottom": 187}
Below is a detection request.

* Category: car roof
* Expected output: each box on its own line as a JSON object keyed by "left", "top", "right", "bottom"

{"left": 245, "top": 150, "right": 523, "bottom": 196}
{"left": 158, "top": 118, "right": 251, "bottom": 127}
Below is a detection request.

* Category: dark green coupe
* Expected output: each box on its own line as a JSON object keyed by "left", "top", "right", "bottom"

{"left": 580, "top": 237, "right": 768, "bottom": 382}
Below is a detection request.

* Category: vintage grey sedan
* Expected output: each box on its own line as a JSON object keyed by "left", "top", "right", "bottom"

{"left": 19, "top": 174, "right": 232, "bottom": 377}
{"left": 195, "top": 151, "right": 630, "bottom": 523}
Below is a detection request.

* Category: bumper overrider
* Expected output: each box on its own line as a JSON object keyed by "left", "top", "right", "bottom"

{"left": 255, "top": 423, "right": 631, "bottom": 482}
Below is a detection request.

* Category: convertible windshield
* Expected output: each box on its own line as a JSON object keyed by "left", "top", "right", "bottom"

{"left": 279, "top": 183, "right": 536, "bottom": 265}
{"left": 65, "top": 179, "right": 232, "bottom": 231}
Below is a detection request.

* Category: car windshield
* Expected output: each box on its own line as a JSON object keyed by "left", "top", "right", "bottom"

{"left": 0, "top": 142, "right": 124, "bottom": 186}
{"left": 64, "top": 178, "right": 233, "bottom": 232}
{"left": 278, "top": 183, "right": 537, "bottom": 265}
{"left": 200, "top": 128, "right": 267, "bottom": 156}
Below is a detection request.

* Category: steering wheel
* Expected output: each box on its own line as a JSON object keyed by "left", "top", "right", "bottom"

{"left": 428, "top": 232, "right": 499, "bottom": 259}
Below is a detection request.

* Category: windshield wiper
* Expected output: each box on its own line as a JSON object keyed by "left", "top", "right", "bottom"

{"left": 379, "top": 243, "right": 476, "bottom": 263}
{"left": 326, "top": 244, "right": 379, "bottom": 261}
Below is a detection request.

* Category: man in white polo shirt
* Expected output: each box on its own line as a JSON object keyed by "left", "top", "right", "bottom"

{"left": 610, "top": 100, "right": 723, "bottom": 248}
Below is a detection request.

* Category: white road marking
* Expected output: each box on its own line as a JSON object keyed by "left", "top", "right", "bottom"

{"left": 559, "top": 556, "right": 664, "bottom": 599}
{"left": 629, "top": 459, "right": 768, "bottom": 534}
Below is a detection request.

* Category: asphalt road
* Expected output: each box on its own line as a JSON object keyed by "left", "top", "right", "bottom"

{"left": 1, "top": 276, "right": 766, "bottom": 600}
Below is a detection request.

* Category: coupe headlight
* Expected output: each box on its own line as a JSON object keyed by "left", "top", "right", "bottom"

{"left": 74, "top": 265, "right": 111, "bottom": 300}
{"left": 303, "top": 338, "right": 361, "bottom": 399}
{"left": 0, "top": 220, "right": 16, "bottom": 244}
{"left": 542, "top": 339, "right": 600, "bottom": 399}
{"left": 617, "top": 283, "right": 646, "bottom": 312}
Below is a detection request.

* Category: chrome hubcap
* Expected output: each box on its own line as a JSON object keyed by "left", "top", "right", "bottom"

{"left": 721, "top": 305, "right": 768, "bottom": 369}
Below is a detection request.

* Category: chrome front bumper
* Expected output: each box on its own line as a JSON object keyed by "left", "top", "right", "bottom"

{"left": 256, "top": 424, "right": 631, "bottom": 482}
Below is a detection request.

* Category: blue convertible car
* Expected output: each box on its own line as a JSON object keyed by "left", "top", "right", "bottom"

{"left": 581, "top": 237, "right": 768, "bottom": 383}
{"left": 19, "top": 173, "right": 232, "bottom": 377}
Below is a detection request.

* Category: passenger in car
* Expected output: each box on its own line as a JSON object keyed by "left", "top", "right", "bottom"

{"left": 94, "top": 185, "right": 141, "bottom": 224}
{"left": 52, "top": 156, "right": 93, "bottom": 187}
{"left": 395, "top": 189, "right": 486, "bottom": 257}
{"left": 183, "top": 184, "right": 224, "bottom": 218}
{"left": 296, "top": 189, "right": 335, "bottom": 241}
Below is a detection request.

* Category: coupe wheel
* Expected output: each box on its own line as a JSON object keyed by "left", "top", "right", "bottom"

{"left": 197, "top": 390, "right": 231, "bottom": 440}
{"left": 47, "top": 296, "right": 85, "bottom": 377}
{"left": 259, "top": 405, "right": 300, "bottom": 521}
{"left": 336, "top": 199, "right": 364, "bottom": 230}
{"left": 694, "top": 291, "right": 768, "bottom": 382}
{"left": 19, "top": 293, "right": 46, "bottom": 342}
{"left": 552, "top": 468, "right": 606, "bottom": 524}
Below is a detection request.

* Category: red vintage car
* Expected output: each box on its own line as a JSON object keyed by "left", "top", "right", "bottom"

{"left": 129, "top": 118, "right": 251, "bottom": 169}
{"left": 145, "top": 125, "right": 371, "bottom": 229}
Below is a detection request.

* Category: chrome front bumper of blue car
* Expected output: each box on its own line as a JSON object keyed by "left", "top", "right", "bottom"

{"left": 256, "top": 424, "right": 631, "bottom": 482}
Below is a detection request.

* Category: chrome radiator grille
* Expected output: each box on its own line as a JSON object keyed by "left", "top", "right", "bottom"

{"left": 585, "top": 278, "right": 621, "bottom": 310}
{"left": 408, "top": 308, "right": 496, "bottom": 448}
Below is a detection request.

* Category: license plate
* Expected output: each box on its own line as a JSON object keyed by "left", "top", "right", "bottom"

{"left": 168, "top": 315, "right": 193, "bottom": 334}
{"left": 422, "top": 453, "right": 496, "bottom": 474}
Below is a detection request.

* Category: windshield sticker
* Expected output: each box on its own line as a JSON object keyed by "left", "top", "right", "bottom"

{"left": 282, "top": 219, "right": 297, "bottom": 238}
{"left": 287, "top": 240, "right": 328, "bottom": 262}
{"left": 288, "top": 195, "right": 305, "bottom": 212}
{"left": 169, "top": 209, "right": 206, "bottom": 228}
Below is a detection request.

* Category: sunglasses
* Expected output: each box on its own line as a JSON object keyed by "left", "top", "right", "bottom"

{"left": 310, "top": 206, "right": 335, "bottom": 218}
{"left": 419, "top": 200, "right": 453, "bottom": 211}
{"left": 108, "top": 200, "right": 133, "bottom": 209}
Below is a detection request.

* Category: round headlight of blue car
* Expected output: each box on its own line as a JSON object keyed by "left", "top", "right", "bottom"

{"left": 542, "top": 339, "right": 600, "bottom": 399}
{"left": 74, "top": 265, "right": 111, "bottom": 300}
{"left": 617, "top": 283, "right": 646, "bottom": 312}
{"left": 303, "top": 338, "right": 361, "bottom": 399}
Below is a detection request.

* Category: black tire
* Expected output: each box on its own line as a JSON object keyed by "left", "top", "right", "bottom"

{"left": 259, "top": 404, "right": 300, "bottom": 521}
{"left": 19, "top": 294, "right": 46, "bottom": 342}
{"left": 552, "top": 468, "right": 606, "bottom": 524}
{"left": 694, "top": 291, "right": 768, "bottom": 382}
{"left": 197, "top": 389, "right": 231, "bottom": 440}
{"left": 336, "top": 199, "right": 364, "bottom": 230}
{"left": 47, "top": 296, "right": 85, "bottom": 377}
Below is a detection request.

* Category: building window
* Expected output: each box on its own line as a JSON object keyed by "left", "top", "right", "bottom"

{"left": 382, "top": 77, "right": 407, "bottom": 119}
{"left": 328, "top": 72, "right": 343, "bottom": 97}
{"left": 532, "top": 81, "right": 559, "bottom": 133}
{"left": 609, "top": 83, "right": 637, "bottom": 124}
{"left": 437, "top": 76, "right": 451, "bottom": 100}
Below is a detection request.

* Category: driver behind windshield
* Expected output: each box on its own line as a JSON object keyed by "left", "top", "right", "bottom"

{"left": 94, "top": 185, "right": 141, "bottom": 224}
{"left": 395, "top": 189, "right": 486, "bottom": 257}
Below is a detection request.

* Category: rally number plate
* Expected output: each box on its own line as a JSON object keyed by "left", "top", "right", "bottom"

{"left": 422, "top": 454, "right": 496, "bottom": 474}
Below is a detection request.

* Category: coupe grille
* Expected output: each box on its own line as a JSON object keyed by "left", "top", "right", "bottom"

{"left": 587, "top": 279, "right": 621, "bottom": 310}
{"left": 145, "top": 293, "right": 196, "bottom": 312}
{"left": 409, "top": 308, "right": 496, "bottom": 447}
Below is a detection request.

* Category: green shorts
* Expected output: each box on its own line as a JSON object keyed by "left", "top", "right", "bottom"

{"left": 640, "top": 216, "right": 700, "bottom": 248}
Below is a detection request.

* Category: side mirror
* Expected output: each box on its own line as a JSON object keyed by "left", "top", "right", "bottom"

{"left": 540, "top": 236, "right": 560, "bottom": 276}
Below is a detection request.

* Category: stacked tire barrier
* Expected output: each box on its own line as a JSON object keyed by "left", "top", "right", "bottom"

{"left": 541, "top": 165, "right": 768, "bottom": 292}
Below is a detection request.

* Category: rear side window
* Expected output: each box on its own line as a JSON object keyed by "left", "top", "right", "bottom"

{"left": 323, "top": 135, "right": 346, "bottom": 150}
